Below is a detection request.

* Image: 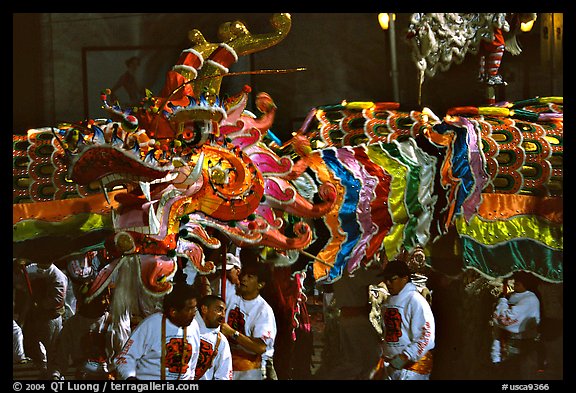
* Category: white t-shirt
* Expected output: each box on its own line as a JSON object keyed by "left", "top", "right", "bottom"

{"left": 492, "top": 290, "right": 540, "bottom": 338}
{"left": 210, "top": 278, "right": 238, "bottom": 304}
{"left": 225, "top": 293, "right": 276, "bottom": 379}
{"left": 381, "top": 282, "right": 435, "bottom": 363}
{"left": 194, "top": 313, "right": 233, "bottom": 380}
{"left": 114, "top": 312, "right": 200, "bottom": 380}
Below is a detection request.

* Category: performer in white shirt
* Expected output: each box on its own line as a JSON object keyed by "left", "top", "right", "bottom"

{"left": 220, "top": 261, "right": 277, "bottom": 380}
{"left": 194, "top": 295, "right": 233, "bottom": 380}
{"left": 114, "top": 283, "right": 201, "bottom": 380}
{"left": 491, "top": 270, "right": 541, "bottom": 379}
{"left": 378, "top": 259, "right": 435, "bottom": 380}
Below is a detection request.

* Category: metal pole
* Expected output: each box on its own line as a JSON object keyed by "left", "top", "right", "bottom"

{"left": 550, "top": 14, "right": 556, "bottom": 95}
{"left": 220, "top": 242, "right": 228, "bottom": 300}
{"left": 389, "top": 16, "right": 400, "bottom": 103}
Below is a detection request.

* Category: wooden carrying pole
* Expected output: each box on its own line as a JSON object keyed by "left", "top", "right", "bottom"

{"left": 220, "top": 242, "right": 228, "bottom": 300}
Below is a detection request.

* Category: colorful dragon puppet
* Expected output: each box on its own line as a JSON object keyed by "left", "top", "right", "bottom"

{"left": 13, "top": 13, "right": 299, "bottom": 306}
{"left": 13, "top": 13, "right": 562, "bottom": 326}
{"left": 280, "top": 96, "right": 562, "bottom": 284}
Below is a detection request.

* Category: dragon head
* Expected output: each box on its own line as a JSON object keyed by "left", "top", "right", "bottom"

{"left": 62, "top": 14, "right": 313, "bottom": 303}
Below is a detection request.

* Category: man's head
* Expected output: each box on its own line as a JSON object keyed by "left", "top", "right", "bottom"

{"left": 163, "top": 283, "right": 199, "bottom": 327}
{"left": 198, "top": 295, "right": 226, "bottom": 328}
{"left": 36, "top": 259, "right": 54, "bottom": 270}
{"left": 237, "top": 262, "right": 269, "bottom": 300}
{"left": 216, "top": 253, "right": 242, "bottom": 285}
{"left": 380, "top": 259, "right": 412, "bottom": 295}
{"left": 511, "top": 270, "right": 535, "bottom": 293}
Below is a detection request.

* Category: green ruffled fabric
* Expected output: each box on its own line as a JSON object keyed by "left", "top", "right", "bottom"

{"left": 461, "top": 237, "right": 563, "bottom": 283}
{"left": 13, "top": 212, "right": 113, "bottom": 242}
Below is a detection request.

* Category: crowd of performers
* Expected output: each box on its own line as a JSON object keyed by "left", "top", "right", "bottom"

{"left": 13, "top": 245, "right": 544, "bottom": 381}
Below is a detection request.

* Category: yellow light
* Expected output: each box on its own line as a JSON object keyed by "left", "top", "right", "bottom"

{"left": 378, "top": 13, "right": 396, "bottom": 30}
{"left": 521, "top": 19, "right": 535, "bottom": 32}
{"left": 378, "top": 13, "right": 390, "bottom": 30}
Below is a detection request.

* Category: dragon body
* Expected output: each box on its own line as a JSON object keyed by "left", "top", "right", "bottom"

{"left": 13, "top": 14, "right": 562, "bottom": 342}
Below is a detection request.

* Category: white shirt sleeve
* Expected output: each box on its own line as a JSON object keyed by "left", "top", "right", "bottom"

{"left": 114, "top": 318, "right": 153, "bottom": 379}
{"left": 403, "top": 294, "right": 435, "bottom": 362}
{"left": 492, "top": 292, "right": 540, "bottom": 334}
{"left": 251, "top": 304, "right": 277, "bottom": 351}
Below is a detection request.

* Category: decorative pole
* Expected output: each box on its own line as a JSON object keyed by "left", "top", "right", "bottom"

{"left": 220, "top": 241, "right": 228, "bottom": 300}
{"left": 379, "top": 13, "right": 400, "bottom": 102}
{"left": 389, "top": 15, "right": 400, "bottom": 103}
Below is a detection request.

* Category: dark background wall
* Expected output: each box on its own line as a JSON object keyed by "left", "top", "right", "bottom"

{"left": 13, "top": 14, "right": 45, "bottom": 132}
{"left": 13, "top": 13, "right": 563, "bottom": 142}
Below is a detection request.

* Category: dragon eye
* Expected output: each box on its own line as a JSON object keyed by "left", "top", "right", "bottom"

{"left": 180, "top": 120, "right": 212, "bottom": 146}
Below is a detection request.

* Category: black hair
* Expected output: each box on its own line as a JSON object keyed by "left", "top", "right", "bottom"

{"left": 199, "top": 294, "right": 225, "bottom": 309}
{"left": 380, "top": 259, "right": 412, "bottom": 280}
{"left": 162, "top": 282, "right": 199, "bottom": 313}
{"left": 512, "top": 271, "right": 538, "bottom": 292}
{"left": 238, "top": 247, "right": 270, "bottom": 283}
{"left": 239, "top": 247, "right": 262, "bottom": 264}
{"left": 240, "top": 262, "right": 269, "bottom": 284}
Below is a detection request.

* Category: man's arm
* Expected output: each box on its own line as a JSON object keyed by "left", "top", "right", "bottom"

{"left": 220, "top": 322, "right": 266, "bottom": 355}
{"left": 492, "top": 293, "right": 539, "bottom": 332}
{"left": 403, "top": 297, "right": 435, "bottom": 362}
{"left": 114, "top": 320, "right": 151, "bottom": 380}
